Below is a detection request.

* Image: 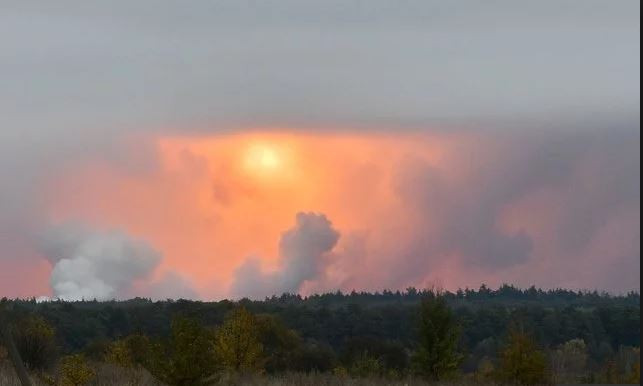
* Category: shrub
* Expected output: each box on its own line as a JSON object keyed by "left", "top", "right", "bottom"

{"left": 58, "top": 354, "right": 95, "bottom": 386}
{"left": 106, "top": 334, "right": 151, "bottom": 368}
{"left": 342, "top": 337, "right": 408, "bottom": 375}
{"left": 350, "top": 352, "right": 384, "bottom": 378}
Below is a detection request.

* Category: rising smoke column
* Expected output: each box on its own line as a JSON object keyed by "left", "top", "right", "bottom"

{"left": 41, "top": 224, "right": 162, "bottom": 301}
{"left": 232, "top": 212, "right": 340, "bottom": 299}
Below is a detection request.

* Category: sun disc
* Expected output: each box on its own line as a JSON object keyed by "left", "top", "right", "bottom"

{"left": 244, "top": 144, "right": 283, "bottom": 173}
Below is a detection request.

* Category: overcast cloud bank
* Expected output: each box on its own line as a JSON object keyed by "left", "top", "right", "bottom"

{"left": 0, "top": 1, "right": 639, "bottom": 298}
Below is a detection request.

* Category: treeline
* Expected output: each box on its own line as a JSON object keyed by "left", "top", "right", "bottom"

{"left": 0, "top": 285, "right": 640, "bottom": 385}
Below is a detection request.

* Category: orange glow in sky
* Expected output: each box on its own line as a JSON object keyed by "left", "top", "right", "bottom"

{"left": 45, "top": 131, "right": 454, "bottom": 298}
{"left": 34, "top": 127, "right": 642, "bottom": 298}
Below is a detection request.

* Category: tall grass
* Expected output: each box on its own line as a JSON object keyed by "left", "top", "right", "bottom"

{"left": 216, "top": 373, "right": 465, "bottom": 385}
{"left": 0, "top": 364, "right": 491, "bottom": 386}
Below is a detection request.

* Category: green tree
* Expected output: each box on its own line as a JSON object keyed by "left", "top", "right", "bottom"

{"left": 411, "top": 291, "right": 463, "bottom": 380}
{"left": 215, "top": 307, "right": 264, "bottom": 374}
{"left": 256, "top": 314, "right": 301, "bottom": 373}
{"left": 496, "top": 328, "right": 550, "bottom": 385}
{"left": 13, "top": 315, "right": 58, "bottom": 372}
{"left": 147, "top": 317, "right": 218, "bottom": 386}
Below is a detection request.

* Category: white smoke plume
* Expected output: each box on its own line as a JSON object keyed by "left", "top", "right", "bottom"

{"left": 41, "top": 225, "right": 162, "bottom": 301}
{"left": 232, "top": 212, "right": 340, "bottom": 299}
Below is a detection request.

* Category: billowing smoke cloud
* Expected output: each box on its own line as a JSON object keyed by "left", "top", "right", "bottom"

{"left": 41, "top": 225, "right": 162, "bottom": 301}
{"left": 323, "top": 127, "right": 640, "bottom": 293}
{"left": 232, "top": 213, "right": 340, "bottom": 299}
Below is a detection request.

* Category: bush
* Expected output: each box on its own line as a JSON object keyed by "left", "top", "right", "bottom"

{"left": 58, "top": 354, "right": 95, "bottom": 386}
{"left": 342, "top": 337, "right": 408, "bottom": 375}
{"left": 106, "top": 334, "right": 151, "bottom": 368}
{"left": 349, "top": 352, "right": 384, "bottom": 378}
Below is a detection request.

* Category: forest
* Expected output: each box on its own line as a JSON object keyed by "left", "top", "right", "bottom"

{"left": 0, "top": 285, "right": 640, "bottom": 385}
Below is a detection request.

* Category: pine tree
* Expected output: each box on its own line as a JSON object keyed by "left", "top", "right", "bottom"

{"left": 412, "top": 291, "right": 463, "bottom": 380}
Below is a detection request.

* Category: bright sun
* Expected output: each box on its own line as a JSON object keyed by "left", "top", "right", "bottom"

{"left": 244, "top": 143, "right": 283, "bottom": 173}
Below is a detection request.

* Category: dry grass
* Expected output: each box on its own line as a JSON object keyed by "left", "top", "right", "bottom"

{"left": 0, "top": 364, "right": 41, "bottom": 386}
{"left": 0, "top": 363, "right": 491, "bottom": 386}
{"left": 215, "top": 373, "right": 468, "bottom": 385}
{"left": 0, "top": 363, "right": 162, "bottom": 386}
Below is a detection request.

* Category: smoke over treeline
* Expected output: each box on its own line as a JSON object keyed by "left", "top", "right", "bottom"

{"left": 0, "top": 1, "right": 639, "bottom": 299}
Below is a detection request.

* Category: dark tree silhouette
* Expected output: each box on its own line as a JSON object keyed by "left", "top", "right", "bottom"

{"left": 412, "top": 290, "right": 463, "bottom": 380}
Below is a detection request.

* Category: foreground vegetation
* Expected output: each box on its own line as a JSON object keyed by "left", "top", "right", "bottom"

{"left": 0, "top": 368, "right": 525, "bottom": 386}
{"left": 0, "top": 285, "right": 640, "bottom": 385}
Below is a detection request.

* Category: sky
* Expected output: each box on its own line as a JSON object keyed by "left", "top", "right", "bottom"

{"left": 0, "top": 1, "right": 640, "bottom": 300}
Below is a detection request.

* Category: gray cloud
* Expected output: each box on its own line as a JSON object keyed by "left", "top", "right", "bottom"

{"left": 0, "top": 1, "right": 639, "bottom": 296}
{"left": 1, "top": 0, "right": 639, "bottom": 133}
{"left": 363, "top": 127, "right": 640, "bottom": 291}
{"left": 232, "top": 213, "right": 340, "bottom": 299}
{"left": 41, "top": 224, "right": 162, "bottom": 301}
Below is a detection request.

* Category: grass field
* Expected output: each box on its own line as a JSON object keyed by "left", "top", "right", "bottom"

{"left": 0, "top": 364, "right": 487, "bottom": 386}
